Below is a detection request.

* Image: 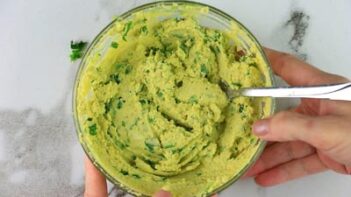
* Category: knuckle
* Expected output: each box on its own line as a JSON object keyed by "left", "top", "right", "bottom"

{"left": 275, "top": 53, "right": 295, "bottom": 68}
{"left": 303, "top": 118, "right": 316, "bottom": 131}
{"left": 269, "top": 111, "right": 294, "bottom": 133}
{"left": 272, "top": 111, "right": 292, "bottom": 124}
{"left": 310, "top": 131, "right": 337, "bottom": 151}
{"left": 290, "top": 141, "right": 315, "bottom": 158}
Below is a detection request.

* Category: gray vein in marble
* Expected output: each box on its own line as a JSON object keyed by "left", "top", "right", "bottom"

{"left": 0, "top": 60, "right": 86, "bottom": 196}
{"left": 0, "top": 103, "right": 83, "bottom": 196}
{"left": 285, "top": 10, "right": 310, "bottom": 60}
{"left": 108, "top": 185, "right": 128, "bottom": 197}
{"left": 0, "top": 58, "right": 128, "bottom": 196}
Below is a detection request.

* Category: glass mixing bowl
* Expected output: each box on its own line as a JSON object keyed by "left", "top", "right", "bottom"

{"left": 73, "top": 1, "right": 276, "bottom": 196}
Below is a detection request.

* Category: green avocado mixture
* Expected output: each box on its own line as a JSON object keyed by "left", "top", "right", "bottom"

{"left": 76, "top": 6, "right": 273, "bottom": 197}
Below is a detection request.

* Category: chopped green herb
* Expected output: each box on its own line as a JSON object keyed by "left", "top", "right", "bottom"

{"left": 213, "top": 31, "right": 222, "bottom": 42}
{"left": 120, "top": 170, "right": 129, "bottom": 176}
{"left": 239, "top": 55, "right": 247, "bottom": 62}
{"left": 171, "top": 148, "right": 184, "bottom": 154}
{"left": 115, "top": 140, "right": 126, "bottom": 149}
{"left": 145, "top": 139, "right": 157, "bottom": 153}
{"left": 70, "top": 41, "right": 87, "bottom": 50}
{"left": 175, "top": 98, "right": 181, "bottom": 104}
{"left": 175, "top": 17, "right": 185, "bottom": 22}
{"left": 122, "top": 21, "right": 133, "bottom": 41}
{"left": 104, "top": 100, "right": 113, "bottom": 113}
{"left": 139, "top": 83, "right": 147, "bottom": 92}
{"left": 148, "top": 117, "right": 155, "bottom": 123}
{"left": 145, "top": 46, "right": 159, "bottom": 57}
{"left": 139, "top": 99, "right": 149, "bottom": 105}
{"left": 69, "top": 41, "right": 88, "bottom": 61}
{"left": 88, "top": 124, "right": 97, "bottom": 135}
{"left": 159, "top": 176, "right": 167, "bottom": 181}
{"left": 140, "top": 26, "right": 148, "bottom": 34}
{"left": 180, "top": 42, "right": 189, "bottom": 54}
{"left": 125, "top": 65, "right": 132, "bottom": 74}
{"left": 106, "top": 129, "right": 113, "bottom": 138}
{"left": 110, "top": 74, "right": 121, "bottom": 84}
{"left": 160, "top": 44, "right": 173, "bottom": 57}
{"left": 115, "top": 63, "right": 125, "bottom": 69}
{"left": 200, "top": 64, "right": 208, "bottom": 76}
{"left": 69, "top": 52, "right": 81, "bottom": 61}
{"left": 145, "top": 159, "right": 156, "bottom": 169}
{"left": 145, "top": 143, "right": 154, "bottom": 152}
{"left": 238, "top": 104, "right": 245, "bottom": 113}
{"left": 110, "top": 41, "right": 119, "bottom": 48}
{"left": 116, "top": 97, "right": 125, "bottom": 109}
{"left": 132, "top": 174, "right": 141, "bottom": 179}
{"left": 156, "top": 90, "right": 163, "bottom": 98}
{"left": 188, "top": 95, "right": 198, "bottom": 104}
{"left": 232, "top": 82, "right": 242, "bottom": 88}
{"left": 209, "top": 45, "right": 220, "bottom": 55}
{"left": 87, "top": 117, "right": 93, "bottom": 121}
{"left": 164, "top": 144, "right": 174, "bottom": 149}
{"left": 249, "top": 62, "right": 258, "bottom": 68}
{"left": 235, "top": 137, "right": 243, "bottom": 144}
{"left": 180, "top": 38, "right": 194, "bottom": 55}
{"left": 172, "top": 33, "right": 185, "bottom": 39}
{"left": 121, "top": 121, "right": 126, "bottom": 127}
{"left": 176, "top": 80, "right": 183, "bottom": 88}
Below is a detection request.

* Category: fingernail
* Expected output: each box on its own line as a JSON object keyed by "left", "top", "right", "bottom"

{"left": 253, "top": 119, "right": 269, "bottom": 135}
{"left": 154, "top": 190, "right": 172, "bottom": 197}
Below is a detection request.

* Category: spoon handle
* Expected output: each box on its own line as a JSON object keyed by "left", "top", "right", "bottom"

{"left": 240, "top": 82, "right": 351, "bottom": 101}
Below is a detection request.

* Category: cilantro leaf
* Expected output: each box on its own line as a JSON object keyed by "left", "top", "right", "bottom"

{"left": 111, "top": 41, "right": 119, "bottom": 48}
{"left": 122, "top": 21, "right": 133, "bottom": 41}
{"left": 89, "top": 124, "right": 97, "bottom": 135}
{"left": 69, "top": 41, "right": 88, "bottom": 62}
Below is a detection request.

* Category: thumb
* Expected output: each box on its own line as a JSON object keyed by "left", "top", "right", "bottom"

{"left": 252, "top": 111, "right": 345, "bottom": 151}
{"left": 153, "top": 190, "right": 172, "bottom": 197}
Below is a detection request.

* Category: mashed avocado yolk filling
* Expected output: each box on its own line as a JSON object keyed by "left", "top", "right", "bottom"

{"left": 76, "top": 12, "right": 271, "bottom": 197}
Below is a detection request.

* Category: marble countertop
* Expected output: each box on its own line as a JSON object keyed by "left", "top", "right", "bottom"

{"left": 1, "top": 0, "right": 350, "bottom": 196}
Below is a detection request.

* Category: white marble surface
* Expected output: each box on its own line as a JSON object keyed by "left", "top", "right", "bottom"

{"left": 1, "top": 0, "right": 351, "bottom": 196}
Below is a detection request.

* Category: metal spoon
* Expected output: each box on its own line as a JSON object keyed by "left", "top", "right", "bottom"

{"left": 219, "top": 81, "right": 351, "bottom": 101}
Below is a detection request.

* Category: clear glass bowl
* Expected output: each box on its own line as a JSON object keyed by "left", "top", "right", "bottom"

{"left": 73, "top": 1, "right": 276, "bottom": 196}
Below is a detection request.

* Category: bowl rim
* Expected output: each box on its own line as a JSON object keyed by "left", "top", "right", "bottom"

{"left": 72, "top": 1, "right": 276, "bottom": 196}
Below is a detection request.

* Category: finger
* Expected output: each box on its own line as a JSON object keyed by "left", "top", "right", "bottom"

{"left": 296, "top": 98, "right": 351, "bottom": 116}
{"left": 264, "top": 48, "right": 348, "bottom": 85}
{"left": 317, "top": 151, "right": 351, "bottom": 174}
{"left": 84, "top": 156, "right": 108, "bottom": 197}
{"left": 153, "top": 190, "right": 172, "bottom": 197}
{"left": 153, "top": 190, "right": 217, "bottom": 197}
{"left": 266, "top": 141, "right": 276, "bottom": 147}
{"left": 244, "top": 141, "right": 315, "bottom": 177}
{"left": 253, "top": 111, "right": 350, "bottom": 153}
{"left": 254, "top": 154, "right": 327, "bottom": 187}
{"left": 265, "top": 48, "right": 351, "bottom": 116}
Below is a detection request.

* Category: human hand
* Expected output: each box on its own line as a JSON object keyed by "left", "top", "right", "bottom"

{"left": 84, "top": 156, "right": 107, "bottom": 197}
{"left": 84, "top": 156, "right": 172, "bottom": 197}
{"left": 245, "top": 48, "right": 351, "bottom": 186}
